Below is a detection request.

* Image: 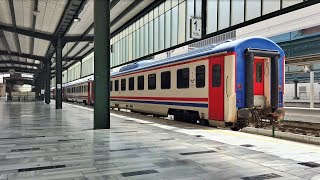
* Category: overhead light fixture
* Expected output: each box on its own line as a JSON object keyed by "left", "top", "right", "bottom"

{"left": 32, "top": 10, "right": 40, "bottom": 16}
{"left": 74, "top": 17, "right": 81, "bottom": 22}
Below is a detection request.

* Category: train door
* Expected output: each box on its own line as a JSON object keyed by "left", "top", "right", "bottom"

{"left": 254, "top": 58, "right": 264, "bottom": 95}
{"left": 209, "top": 56, "right": 224, "bottom": 120}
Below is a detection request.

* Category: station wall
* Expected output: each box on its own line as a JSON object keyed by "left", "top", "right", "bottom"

{"left": 285, "top": 82, "right": 320, "bottom": 101}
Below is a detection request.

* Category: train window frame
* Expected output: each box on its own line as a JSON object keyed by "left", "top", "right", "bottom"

{"left": 177, "top": 68, "right": 189, "bottom": 89}
{"left": 161, "top": 71, "right": 171, "bottom": 89}
{"left": 121, "top": 79, "right": 126, "bottom": 91}
{"left": 256, "top": 62, "right": 263, "bottom": 83}
{"left": 110, "top": 81, "right": 113, "bottom": 91}
{"left": 212, "top": 64, "right": 221, "bottom": 87}
{"left": 138, "top": 75, "right": 144, "bottom": 90}
{"left": 129, "top": 77, "right": 134, "bottom": 91}
{"left": 115, "top": 80, "right": 119, "bottom": 91}
{"left": 148, "top": 74, "right": 156, "bottom": 90}
{"left": 196, "top": 65, "right": 205, "bottom": 88}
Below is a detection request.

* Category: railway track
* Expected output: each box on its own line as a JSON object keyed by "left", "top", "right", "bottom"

{"left": 277, "top": 120, "right": 320, "bottom": 137}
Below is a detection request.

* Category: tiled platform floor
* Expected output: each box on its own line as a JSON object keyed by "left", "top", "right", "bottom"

{"left": 0, "top": 100, "right": 320, "bottom": 180}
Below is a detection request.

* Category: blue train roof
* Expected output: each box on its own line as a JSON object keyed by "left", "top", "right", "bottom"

{"left": 110, "top": 36, "right": 284, "bottom": 77}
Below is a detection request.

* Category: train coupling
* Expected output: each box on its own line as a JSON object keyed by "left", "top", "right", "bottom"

{"left": 237, "top": 108, "right": 252, "bottom": 119}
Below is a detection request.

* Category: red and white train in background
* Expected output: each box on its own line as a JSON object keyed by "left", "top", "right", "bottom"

{"left": 51, "top": 37, "right": 285, "bottom": 129}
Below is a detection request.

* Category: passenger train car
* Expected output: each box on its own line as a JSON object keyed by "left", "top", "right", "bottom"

{"left": 61, "top": 37, "right": 285, "bottom": 129}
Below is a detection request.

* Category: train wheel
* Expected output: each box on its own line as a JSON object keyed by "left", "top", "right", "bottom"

{"left": 200, "top": 119, "right": 209, "bottom": 126}
{"left": 231, "top": 126, "right": 240, "bottom": 131}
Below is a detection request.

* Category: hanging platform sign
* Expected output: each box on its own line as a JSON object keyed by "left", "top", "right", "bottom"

{"left": 190, "top": 17, "right": 202, "bottom": 39}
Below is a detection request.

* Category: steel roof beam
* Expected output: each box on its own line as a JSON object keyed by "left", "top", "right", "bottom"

{"left": 45, "top": 0, "right": 88, "bottom": 61}
{"left": 0, "top": 50, "right": 78, "bottom": 62}
{"left": 0, "top": 60, "right": 40, "bottom": 68}
{"left": 110, "top": 0, "right": 143, "bottom": 27}
{"left": 8, "top": 0, "right": 21, "bottom": 54}
{"left": 0, "top": 23, "right": 52, "bottom": 41}
{"left": 0, "top": 50, "right": 45, "bottom": 61}
{"left": 30, "top": 0, "right": 39, "bottom": 56}
{"left": 63, "top": 35, "right": 94, "bottom": 43}
{"left": 0, "top": 67, "right": 38, "bottom": 74}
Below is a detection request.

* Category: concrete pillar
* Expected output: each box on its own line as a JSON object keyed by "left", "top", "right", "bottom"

{"left": 310, "top": 71, "right": 314, "bottom": 108}
{"left": 45, "top": 61, "right": 51, "bottom": 104}
{"left": 55, "top": 36, "right": 62, "bottom": 109}
{"left": 294, "top": 80, "right": 298, "bottom": 99}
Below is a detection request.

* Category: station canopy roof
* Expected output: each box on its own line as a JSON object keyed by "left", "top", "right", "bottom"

{"left": 0, "top": 0, "right": 160, "bottom": 76}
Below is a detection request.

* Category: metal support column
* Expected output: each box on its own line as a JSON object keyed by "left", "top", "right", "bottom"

{"left": 80, "top": 60, "right": 83, "bottom": 78}
{"left": 40, "top": 69, "right": 45, "bottom": 101}
{"left": 55, "top": 36, "right": 63, "bottom": 109}
{"left": 294, "top": 80, "right": 298, "bottom": 99}
{"left": 45, "top": 61, "right": 51, "bottom": 104}
{"left": 310, "top": 71, "right": 314, "bottom": 108}
{"left": 94, "top": 0, "right": 110, "bottom": 129}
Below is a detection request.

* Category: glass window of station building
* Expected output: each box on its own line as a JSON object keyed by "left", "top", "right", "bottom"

{"left": 110, "top": 0, "right": 303, "bottom": 68}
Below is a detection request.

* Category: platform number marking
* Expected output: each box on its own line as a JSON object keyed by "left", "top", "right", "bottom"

{"left": 190, "top": 17, "right": 202, "bottom": 39}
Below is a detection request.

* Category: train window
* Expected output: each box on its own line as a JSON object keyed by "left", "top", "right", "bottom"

{"left": 138, "top": 76, "right": 144, "bottom": 90}
{"left": 129, "top": 77, "right": 134, "bottom": 91}
{"left": 110, "top": 81, "right": 113, "bottom": 91}
{"left": 121, "top": 79, "right": 126, "bottom": 91}
{"left": 196, "top": 65, "right": 205, "bottom": 88}
{"left": 115, "top": 80, "right": 119, "bottom": 91}
{"left": 212, "top": 64, "right": 221, "bottom": 87}
{"left": 256, "top": 62, "right": 263, "bottom": 83}
{"left": 177, "top": 68, "right": 189, "bottom": 89}
{"left": 148, "top": 74, "right": 156, "bottom": 90}
{"left": 161, "top": 71, "right": 171, "bottom": 89}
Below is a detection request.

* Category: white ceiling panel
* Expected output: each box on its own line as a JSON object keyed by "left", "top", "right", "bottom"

{"left": 18, "top": 34, "right": 31, "bottom": 54}
{"left": 110, "top": 0, "right": 135, "bottom": 22}
{"left": 3, "top": 31, "right": 17, "bottom": 52}
{"left": 27, "top": 58, "right": 35, "bottom": 63}
{"left": 77, "top": 43, "right": 93, "bottom": 57}
{"left": 68, "top": 42, "right": 87, "bottom": 57}
{"left": 51, "top": 62, "right": 56, "bottom": 68}
{"left": 33, "top": 38, "right": 50, "bottom": 56}
{"left": 67, "top": 0, "right": 93, "bottom": 35}
{"left": 0, "top": 39, "right": 7, "bottom": 51}
{"left": 88, "top": 28, "right": 94, "bottom": 35}
{"left": 110, "top": 0, "right": 154, "bottom": 33}
{"left": 62, "top": 42, "right": 76, "bottom": 56}
{"left": 14, "top": 0, "right": 33, "bottom": 29}
{"left": 19, "top": 57, "right": 27, "bottom": 63}
{"left": 0, "top": 0, "right": 12, "bottom": 25}
{"left": 36, "top": 0, "right": 68, "bottom": 33}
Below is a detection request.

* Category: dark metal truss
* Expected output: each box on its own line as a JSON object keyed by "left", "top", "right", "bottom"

{"left": 0, "top": 60, "right": 40, "bottom": 68}
{"left": 0, "top": 67, "right": 38, "bottom": 74}
{"left": 45, "top": 0, "right": 88, "bottom": 60}
{"left": 0, "top": 50, "right": 81, "bottom": 62}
